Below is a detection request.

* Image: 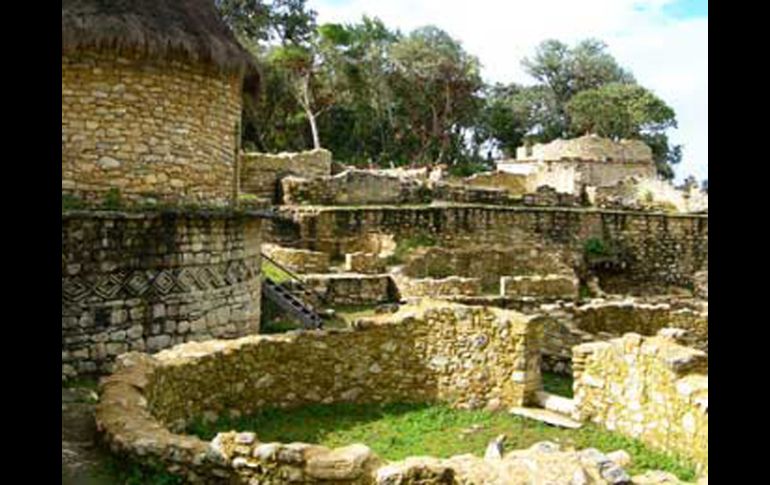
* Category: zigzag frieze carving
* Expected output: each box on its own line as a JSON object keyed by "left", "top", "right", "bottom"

{"left": 62, "top": 258, "right": 259, "bottom": 303}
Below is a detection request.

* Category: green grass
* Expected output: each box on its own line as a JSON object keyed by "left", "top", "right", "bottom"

{"left": 333, "top": 304, "right": 381, "bottom": 323}
{"left": 542, "top": 371, "right": 574, "bottom": 398}
{"left": 186, "top": 402, "right": 697, "bottom": 481}
{"left": 63, "top": 377, "right": 99, "bottom": 391}
{"left": 261, "top": 259, "right": 291, "bottom": 283}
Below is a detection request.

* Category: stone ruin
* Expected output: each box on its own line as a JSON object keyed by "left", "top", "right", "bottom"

{"left": 61, "top": 1, "right": 707, "bottom": 479}
{"left": 96, "top": 302, "right": 707, "bottom": 483}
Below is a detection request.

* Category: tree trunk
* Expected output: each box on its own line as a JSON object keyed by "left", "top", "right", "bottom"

{"left": 307, "top": 108, "right": 321, "bottom": 149}
{"left": 299, "top": 74, "right": 321, "bottom": 150}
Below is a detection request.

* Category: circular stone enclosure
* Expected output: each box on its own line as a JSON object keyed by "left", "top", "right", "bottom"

{"left": 96, "top": 301, "right": 545, "bottom": 483}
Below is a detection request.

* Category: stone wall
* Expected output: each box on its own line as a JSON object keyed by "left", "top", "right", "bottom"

{"left": 465, "top": 171, "right": 533, "bottom": 196}
{"left": 62, "top": 51, "right": 242, "bottom": 205}
{"left": 402, "top": 245, "right": 573, "bottom": 291}
{"left": 595, "top": 178, "right": 709, "bottom": 213}
{"left": 96, "top": 301, "right": 543, "bottom": 483}
{"left": 239, "top": 149, "right": 332, "bottom": 201}
{"left": 517, "top": 135, "right": 654, "bottom": 164}
{"left": 302, "top": 274, "right": 395, "bottom": 306}
{"left": 536, "top": 298, "right": 708, "bottom": 374}
{"left": 281, "top": 169, "right": 430, "bottom": 206}
{"left": 500, "top": 275, "right": 578, "bottom": 299}
{"left": 62, "top": 211, "right": 262, "bottom": 380}
{"left": 275, "top": 205, "right": 708, "bottom": 290}
{"left": 262, "top": 243, "right": 330, "bottom": 274}
{"left": 345, "top": 252, "right": 386, "bottom": 274}
{"left": 572, "top": 334, "right": 708, "bottom": 473}
{"left": 396, "top": 276, "right": 483, "bottom": 298}
{"left": 693, "top": 271, "right": 708, "bottom": 300}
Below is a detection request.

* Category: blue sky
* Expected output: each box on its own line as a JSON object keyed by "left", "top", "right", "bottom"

{"left": 309, "top": 0, "right": 708, "bottom": 182}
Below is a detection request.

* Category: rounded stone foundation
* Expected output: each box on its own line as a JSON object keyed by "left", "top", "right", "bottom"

{"left": 96, "top": 301, "right": 546, "bottom": 483}
{"left": 62, "top": 210, "right": 262, "bottom": 380}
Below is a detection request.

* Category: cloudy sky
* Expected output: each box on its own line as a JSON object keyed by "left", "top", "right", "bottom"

{"left": 307, "top": 0, "right": 708, "bottom": 182}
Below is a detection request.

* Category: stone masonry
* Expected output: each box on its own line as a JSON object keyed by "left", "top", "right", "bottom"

{"left": 62, "top": 210, "right": 262, "bottom": 380}
{"left": 572, "top": 333, "right": 708, "bottom": 473}
{"left": 239, "top": 149, "right": 332, "bottom": 201}
{"left": 62, "top": 51, "right": 242, "bottom": 205}
{"left": 96, "top": 301, "right": 543, "bottom": 483}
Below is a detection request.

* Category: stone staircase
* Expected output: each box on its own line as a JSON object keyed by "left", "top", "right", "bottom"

{"left": 509, "top": 390, "right": 582, "bottom": 429}
{"left": 261, "top": 252, "right": 325, "bottom": 330}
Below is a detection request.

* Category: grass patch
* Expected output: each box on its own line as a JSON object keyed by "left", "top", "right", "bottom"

{"left": 333, "top": 304, "right": 381, "bottom": 324}
{"left": 187, "top": 402, "right": 697, "bottom": 480}
{"left": 542, "top": 371, "right": 574, "bottom": 398}
{"left": 261, "top": 259, "right": 291, "bottom": 283}
{"left": 62, "top": 377, "right": 99, "bottom": 391}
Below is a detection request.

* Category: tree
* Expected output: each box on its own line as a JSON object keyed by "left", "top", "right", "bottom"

{"left": 474, "top": 83, "right": 528, "bottom": 157}
{"left": 702, "top": 179, "right": 708, "bottom": 193}
{"left": 387, "top": 26, "right": 483, "bottom": 165}
{"left": 521, "top": 39, "right": 634, "bottom": 138}
{"left": 567, "top": 83, "right": 680, "bottom": 178}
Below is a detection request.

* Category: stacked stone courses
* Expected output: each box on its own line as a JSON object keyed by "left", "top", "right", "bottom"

{"left": 62, "top": 210, "right": 262, "bottom": 379}
{"left": 62, "top": 51, "right": 242, "bottom": 205}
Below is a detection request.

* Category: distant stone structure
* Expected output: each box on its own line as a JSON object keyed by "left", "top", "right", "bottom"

{"left": 62, "top": 0, "right": 258, "bottom": 205}
{"left": 497, "top": 135, "right": 658, "bottom": 193}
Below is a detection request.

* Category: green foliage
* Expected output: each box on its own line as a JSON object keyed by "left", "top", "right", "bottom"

{"left": 261, "top": 259, "right": 291, "bottom": 283}
{"left": 542, "top": 371, "right": 573, "bottom": 398}
{"left": 567, "top": 83, "right": 676, "bottom": 138}
{"left": 62, "top": 194, "right": 87, "bottom": 210}
{"left": 584, "top": 238, "right": 609, "bottom": 257}
{"left": 100, "top": 188, "right": 123, "bottom": 210}
{"left": 187, "top": 402, "right": 697, "bottom": 480}
{"left": 218, "top": 1, "right": 682, "bottom": 178}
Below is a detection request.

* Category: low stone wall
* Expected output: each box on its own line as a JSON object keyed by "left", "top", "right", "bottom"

{"left": 239, "top": 149, "right": 331, "bottom": 201}
{"left": 500, "top": 274, "right": 578, "bottom": 299}
{"left": 62, "top": 210, "right": 263, "bottom": 380}
{"left": 302, "top": 274, "right": 394, "bottom": 306}
{"left": 262, "top": 243, "right": 330, "bottom": 274}
{"left": 431, "top": 182, "right": 516, "bottom": 205}
{"left": 402, "top": 245, "right": 573, "bottom": 291}
{"left": 693, "top": 271, "right": 708, "bottom": 300}
{"left": 396, "top": 275, "right": 483, "bottom": 298}
{"left": 345, "top": 252, "right": 386, "bottom": 274}
{"left": 282, "top": 169, "right": 430, "bottom": 206}
{"left": 464, "top": 171, "right": 532, "bottom": 196}
{"left": 572, "top": 333, "right": 708, "bottom": 473}
{"left": 276, "top": 205, "right": 708, "bottom": 291}
{"left": 595, "top": 178, "right": 708, "bottom": 213}
{"left": 536, "top": 298, "right": 708, "bottom": 374}
{"left": 96, "top": 301, "right": 543, "bottom": 483}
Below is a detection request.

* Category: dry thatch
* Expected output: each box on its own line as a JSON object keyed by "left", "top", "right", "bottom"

{"left": 62, "top": 0, "right": 258, "bottom": 76}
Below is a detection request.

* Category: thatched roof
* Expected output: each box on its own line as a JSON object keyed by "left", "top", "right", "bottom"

{"left": 62, "top": 0, "right": 258, "bottom": 76}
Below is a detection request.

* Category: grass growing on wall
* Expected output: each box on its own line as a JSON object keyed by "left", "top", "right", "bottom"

{"left": 187, "top": 402, "right": 697, "bottom": 481}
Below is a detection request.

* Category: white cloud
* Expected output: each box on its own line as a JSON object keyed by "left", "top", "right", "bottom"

{"left": 308, "top": 0, "right": 708, "bottom": 181}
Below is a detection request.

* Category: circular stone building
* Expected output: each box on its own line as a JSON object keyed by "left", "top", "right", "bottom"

{"left": 62, "top": 0, "right": 258, "bottom": 205}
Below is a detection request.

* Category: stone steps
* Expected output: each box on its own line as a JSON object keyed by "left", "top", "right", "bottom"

{"left": 509, "top": 405, "right": 582, "bottom": 429}
{"left": 535, "top": 390, "right": 576, "bottom": 416}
